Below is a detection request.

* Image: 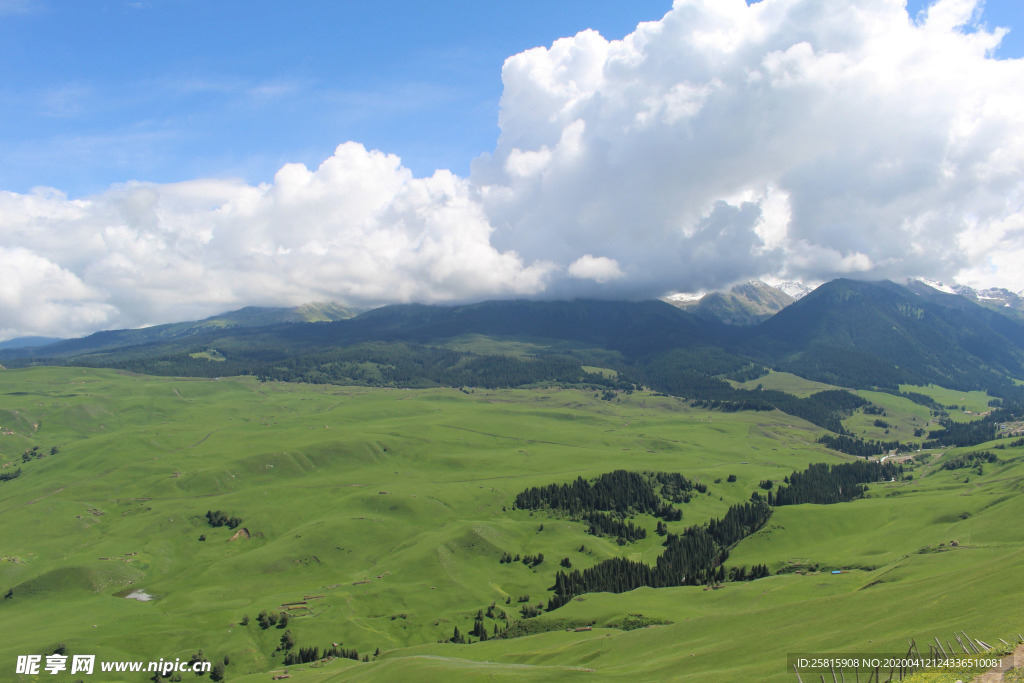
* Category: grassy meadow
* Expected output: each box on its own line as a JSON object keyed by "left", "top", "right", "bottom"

{"left": 1, "top": 367, "right": 1023, "bottom": 681}
{"left": 731, "top": 370, "right": 836, "bottom": 397}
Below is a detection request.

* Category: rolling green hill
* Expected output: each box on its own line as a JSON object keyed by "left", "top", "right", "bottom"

{"left": 2, "top": 279, "right": 1024, "bottom": 680}
{"left": 2, "top": 368, "right": 1024, "bottom": 681}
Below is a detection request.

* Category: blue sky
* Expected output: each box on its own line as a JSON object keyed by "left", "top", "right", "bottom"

{"left": 1, "top": 0, "right": 1023, "bottom": 340}
{"left": 1, "top": 0, "right": 1020, "bottom": 197}
{"left": 0, "top": 0, "right": 675, "bottom": 196}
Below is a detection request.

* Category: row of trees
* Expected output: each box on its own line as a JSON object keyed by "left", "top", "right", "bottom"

{"left": 280, "top": 637, "right": 364, "bottom": 665}
{"left": 584, "top": 512, "right": 647, "bottom": 544}
{"left": 545, "top": 498, "right": 773, "bottom": 611}
{"left": 941, "top": 450, "right": 999, "bottom": 471}
{"left": 817, "top": 434, "right": 903, "bottom": 457}
{"left": 639, "top": 354, "right": 870, "bottom": 432}
{"left": 924, "top": 411, "right": 1004, "bottom": 448}
{"left": 513, "top": 470, "right": 690, "bottom": 519}
{"left": 65, "top": 340, "right": 640, "bottom": 393}
{"left": 771, "top": 460, "right": 903, "bottom": 506}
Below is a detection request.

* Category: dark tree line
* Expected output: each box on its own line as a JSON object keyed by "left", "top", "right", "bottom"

{"left": 46, "top": 340, "right": 639, "bottom": 393}
{"left": 638, "top": 356, "right": 869, "bottom": 433}
{"left": 729, "top": 564, "right": 770, "bottom": 581}
{"left": 546, "top": 498, "right": 773, "bottom": 611}
{"left": 584, "top": 512, "right": 647, "bottom": 544}
{"left": 282, "top": 642, "right": 362, "bottom": 665}
{"left": 513, "top": 470, "right": 688, "bottom": 519}
{"left": 771, "top": 460, "right": 902, "bottom": 506}
{"left": 923, "top": 411, "right": 1004, "bottom": 448}
{"left": 818, "top": 434, "right": 903, "bottom": 458}
{"left": 941, "top": 450, "right": 998, "bottom": 471}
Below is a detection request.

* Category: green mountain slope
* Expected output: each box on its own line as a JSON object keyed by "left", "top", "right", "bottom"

{"left": 747, "top": 279, "right": 1024, "bottom": 391}
{"left": 0, "top": 302, "right": 359, "bottom": 361}
{"left": 5, "top": 279, "right": 1024, "bottom": 410}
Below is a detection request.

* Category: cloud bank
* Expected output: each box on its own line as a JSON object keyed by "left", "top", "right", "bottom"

{"left": 2, "top": 0, "right": 1023, "bottom": 339}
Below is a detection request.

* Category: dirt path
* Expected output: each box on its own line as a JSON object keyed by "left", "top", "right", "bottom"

{"left": 971, "top": 643, "right": 1024, "bottom": 682}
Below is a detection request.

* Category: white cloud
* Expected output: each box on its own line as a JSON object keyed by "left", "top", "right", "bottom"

{"left": 0, "top": 144, "right": 554, "bottom": 338}
{"left": 568, "top": 255, "right": 625, "bottom": 283}
{"left": 0, "top": 246, "right": 116, "bottom": 340}
{"left": 476, "top": 0, "right": 1024, "bottom": 294}
{"left": 3, "top": 0, "right": 1024, "bottom": 338}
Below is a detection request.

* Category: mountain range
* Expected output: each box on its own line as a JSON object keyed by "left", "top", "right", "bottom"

{"left": 663, "top": 279, "right": 802, "bottom": 325}
{"left": 915, "top": 279, "right": 1024, "bottom": 318}
{"left": 3, "top": 279, "right": 1023, "bottom": 405}
{"left": 0, "top": 302, "right": 358, "bottom": 358}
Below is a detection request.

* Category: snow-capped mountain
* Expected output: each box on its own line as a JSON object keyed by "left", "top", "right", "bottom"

{"left": 911, "top": 279, "right": 1024, "bottom": 319}
{"left": 663, "top": 279, "right": 803, "bottom": 325}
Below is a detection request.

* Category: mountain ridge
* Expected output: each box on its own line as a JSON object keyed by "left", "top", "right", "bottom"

{"left": 4, "top": 279, "right": 1022, "bottom": 402}
{"left": 664, "top": 279, "right": 797, "bottom": 326}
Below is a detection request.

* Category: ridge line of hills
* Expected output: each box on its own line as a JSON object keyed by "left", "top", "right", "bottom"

{"left": 2, "top": 279, "right": 1023, "bottom": 414}
{"left": 5, "top": 277, "right": 1023, "bottom": 354}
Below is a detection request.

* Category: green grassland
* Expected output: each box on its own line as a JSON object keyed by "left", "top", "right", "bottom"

{"left": 731, "top": 370, "right": 836, "bottom": 397}
{"left": 189, "top": 349, "right": 227, "bottom": 362}
{"left": 900, "top": 384, "right": 993, "bottom": 422}
{"left": 438, "top": 334, "right": 556, "bottom": 358}
{"left": 1, "top": 368, "right": 1023, "bottom": 681}
{"left": 731, "top": 375, "right": 993, "bottom": 444}
{"left": 844, "top": 390, "right": 937, "bottom": 443}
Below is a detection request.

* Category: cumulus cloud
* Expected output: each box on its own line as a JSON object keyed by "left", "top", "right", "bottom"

{"left": 0, "top": 144, "right": 554, "bottom": 337}
{"left": 2, "top": 0, "right": 1024, "bottom": 338}
{"left": 477, "top": 0, "right": 1024, "bottom": 297}
{"left": 0, "top": 246, "right": 115, "bottom": 340}
{"left": 568, "top": 254, "right": 625, "bottom": 283}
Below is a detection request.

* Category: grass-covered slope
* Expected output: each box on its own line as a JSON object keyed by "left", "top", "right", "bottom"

{"left": 2, "top": 367, "right": 1024, "bottom": 680}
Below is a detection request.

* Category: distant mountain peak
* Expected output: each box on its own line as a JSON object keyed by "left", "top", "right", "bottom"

{"left": 663, "top": 279, "right": 800, "bottom": 325}
{"left": 663, "top": 290, "right": 707, "bottom": 304}
{"left": 764, "top": 279, "right": 815, "bottom": 300}
{"left": 910, "top": 278, "right": 1024, "bottom": 319}
{"left": 916, "top": 278, "right": 958, "bottom": 295}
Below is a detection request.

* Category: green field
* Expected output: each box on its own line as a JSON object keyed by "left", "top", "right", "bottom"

{"left": 1, "top": 368, "right": 1022, "bottom": 681}
{"left": 844, "top": 390, "right": 936, "bottom": 443}
{"left": 731, "top": 370, "right": 836, "bottom": 397}
{"left": 900, "top": 384, "right": 993, "bottom": 422}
